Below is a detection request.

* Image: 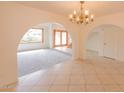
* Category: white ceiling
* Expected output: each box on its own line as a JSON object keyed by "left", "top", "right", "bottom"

{"left": 16, "top": 1, "right": 124, "bottom": 17}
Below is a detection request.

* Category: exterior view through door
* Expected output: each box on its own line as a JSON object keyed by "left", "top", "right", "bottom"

{"left": 53, "top": 29, "right": 72, "bottom": 55}
{"left": 53, "top": 29, "right": 69, "bottom": 48}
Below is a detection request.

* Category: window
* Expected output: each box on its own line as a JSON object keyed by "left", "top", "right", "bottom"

{"left": 20, "top": 28, "right": 44, "bottom": 44}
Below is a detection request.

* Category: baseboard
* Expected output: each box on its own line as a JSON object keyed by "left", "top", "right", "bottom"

{"left": 86, "top": 49, "right": 98, "bottom": 53}
{"left": 72, "top": 57, "right": 80, "bottom": 60}
{"left": 0, "top": 81, "right": 18, "bottom": 89}
{"left": 52, "top": 48, "right": 72, "bottom": 56}
{"left": 7, "top": 81, "right": 18, "bottom": 87}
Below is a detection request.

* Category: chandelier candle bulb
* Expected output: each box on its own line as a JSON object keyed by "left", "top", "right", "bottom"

{"left": 86, "top": 18, "right": 89, "bottom": 24}
{"left": 85, "top": 10, "right": 89, "bottom": 18}
{"left": 91, "top": 14, "right": 94, "bottom": 21}
{"left": 76, "top": 17, "right": 80, "bottom": 21}
{"left": 69, "top": 14, "right": 73, "bottom": 19}
{"left": 73, "top": 10, "right": 77, "bottom": 15}
{"left": 91, "top": 14, "right": 94, "bottom": 18}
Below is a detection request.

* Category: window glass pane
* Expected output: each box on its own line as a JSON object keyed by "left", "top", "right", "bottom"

{"left": 21, "top": 28, "right": 42, "bottom": 43}
{"left": 55, "top": 32, "right": 60, "bottom": 45}
{"left": 62, "top": 32, "right": 66, "bottom": 45}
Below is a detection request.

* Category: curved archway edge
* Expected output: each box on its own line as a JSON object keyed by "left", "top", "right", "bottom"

{"left": 0, "top": 3, "right": 80, "bottom": 86}
{"left": 82, "top": 23, "right": 124, "bottom": 59}
{"left": 17, "top": 22, "right": 73, "bottom": 51}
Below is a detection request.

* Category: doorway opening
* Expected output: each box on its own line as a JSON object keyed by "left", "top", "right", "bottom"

{"left": 17, "top": 23, "right": 72, "bottom": 77}
{"left": 85, "top": 24, "right": 124, "bottom": 61}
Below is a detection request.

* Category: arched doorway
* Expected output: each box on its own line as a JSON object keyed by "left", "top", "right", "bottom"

{"left": 17, "top": 22, "right": 73, "bottom": 77}
{"left": 85, "top": 24, "right": 124, "bottom": 61}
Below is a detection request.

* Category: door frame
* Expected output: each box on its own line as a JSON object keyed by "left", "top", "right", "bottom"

{"left": 53, "top": 29, "right": 69, "bottom": 48}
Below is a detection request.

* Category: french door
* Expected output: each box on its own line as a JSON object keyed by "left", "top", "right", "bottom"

{"left": 53, "top": 29, "right": 68, "bottom": 47}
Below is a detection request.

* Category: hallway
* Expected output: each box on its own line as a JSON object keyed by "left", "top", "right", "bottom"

{"left": 3, "top": 56, "right": 124, "bottom": 92}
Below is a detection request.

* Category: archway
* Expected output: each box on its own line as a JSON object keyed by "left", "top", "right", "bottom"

{"left": 84, "top": 24, "right": 124, "bottom": 61}
{"left": 17, "top": 22, "right": 73, "bottom": 77}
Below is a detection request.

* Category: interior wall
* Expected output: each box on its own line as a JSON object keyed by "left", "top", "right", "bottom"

{"left": 84, "top": 25, "right": 124, "bottom": 62}
{"left": 49, "top": 23, "right": 66, "bottom": 48}
{"left": 86, "top": 32, "right": 100, "bottom": 52}
{"left": 116, "top": 28, "right": 124, "bottom": 61}
{"left": 80, "top": 12, "right": 124, "bottom": 60}
{"left": 43, "top": 25, "right": 50, "bottom": 48}
{"left": 0, "top": 2, "right": 80, "bottom": 86}
{"left": 101, "top": 26, "right": 124, "bottom": 61}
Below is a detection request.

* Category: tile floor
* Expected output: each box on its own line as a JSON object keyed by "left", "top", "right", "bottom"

{"left": 1, "top": 52, "right": 124, "bottom": 92}
{"left": 54, "top": 47, "right": 72, "bottom": 55}
{"left": 17, "top": 49, "right": 71, "bottom": 77}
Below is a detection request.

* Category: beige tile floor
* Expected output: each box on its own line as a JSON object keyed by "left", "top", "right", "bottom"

{"left": 54, "top": 47, "right": 72, "bottom": 55}
{"left": 1, "top": 52, "right": 124, "bottom": 92}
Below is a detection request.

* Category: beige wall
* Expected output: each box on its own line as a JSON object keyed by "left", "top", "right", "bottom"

{"left": 80, "top": 12, "right": 124, "bottom": 59}
{"left": 0, "top": 2, "right": 80, "bottom": 86}
{"left": 86, "top": 32, "right": 100, "bottom": 52}
{"left": 1, "top": 2, "right": 124, "bottom": 87}
{"left": 85, "top": 25, "right": 124, "bottom": 62}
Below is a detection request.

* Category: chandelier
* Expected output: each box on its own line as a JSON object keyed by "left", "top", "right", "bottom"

{"left": 69, "top": 1, "right": 94, "bottom": 24}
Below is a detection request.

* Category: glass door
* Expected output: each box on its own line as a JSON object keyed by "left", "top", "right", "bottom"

{"left": 55, "top": 32, "right": 61, "bottom": 46}
{"left": 62, "top": 32, "right": 67, "bottom": 45}
{"left": 54, "top": 30, "right": 68, "bottom": 47}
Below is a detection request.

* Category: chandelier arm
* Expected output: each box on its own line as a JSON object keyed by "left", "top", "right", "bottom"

{"left": 69, "top": 1, "right": 94, "bottom": 25}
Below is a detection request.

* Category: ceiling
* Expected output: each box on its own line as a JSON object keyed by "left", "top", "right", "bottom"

{"left": 16, "top": 1, "right": 124, "bottom": 17}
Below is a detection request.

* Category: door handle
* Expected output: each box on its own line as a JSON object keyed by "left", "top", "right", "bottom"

{"left": 104, "top": 43, "right": 107, "bottom": 45}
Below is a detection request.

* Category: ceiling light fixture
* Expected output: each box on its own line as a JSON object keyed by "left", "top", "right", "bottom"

{"left": 69, "top": 1, "right": 94, "bottom": 24}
